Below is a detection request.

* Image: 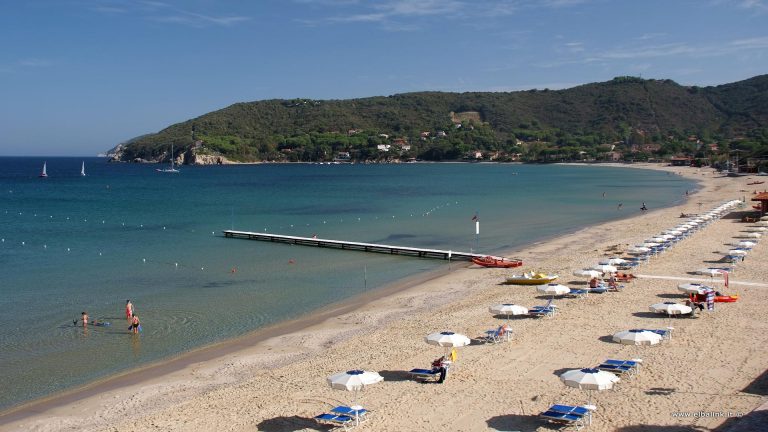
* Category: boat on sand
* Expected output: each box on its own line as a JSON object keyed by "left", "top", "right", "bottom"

{"left": 472, "top": 256, "right": 523, "bottom": 268}
{"left": 505, "top": 271, "right": 558, "bottom": 285}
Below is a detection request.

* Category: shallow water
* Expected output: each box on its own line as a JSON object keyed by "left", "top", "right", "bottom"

{"left": 0, "top": 158, "right": 694, "bottom": 410}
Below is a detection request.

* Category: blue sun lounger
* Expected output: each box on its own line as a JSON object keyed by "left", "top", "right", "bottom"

{"left": 331, "top": 406, "right": 369, "bottom": 423}
{"left": 529, "top": 299, "right": 556, "bottom": 318}
{"left": 409, "top": 368, "right": 442, "bottom": 382}
{"left": 539, "top": 404, "right": 589, "bottom": 429}
{"left": 639, "top": 328, "right": 673, "bottom": 340}
{"left": 314, "top": 413, "right": 354, "bottom": 429}
{"left": 566, "top": 289, "right": 588, "bottom": 298}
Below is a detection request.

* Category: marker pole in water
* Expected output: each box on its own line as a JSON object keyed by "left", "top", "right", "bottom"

{"left": 448, "top": 250, "right": 452, "bottom": 271}
{"left": 363, "top": 265, "right": 367, "bottom": 290}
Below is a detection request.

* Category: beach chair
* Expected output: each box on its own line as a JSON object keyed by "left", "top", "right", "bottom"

{"left": 331, "top": 406, "right": 369, "bottom": 423}
{"left": 408, "top": 368, "right": 442, "bottom": 382}
{"left": 597, "top": 359, "right": 641, "bottom": 378}
{"left": 529, "top": 299, "right": 556, "bottom": 318}
{"left": 539, "top": 404, "right": 588, "bottom": 430}
{"left": 483, "top": 325, "right": 510, "bottom": 343}
{"left": 566, "top": 289, "right": 588, "bottom": 298}
{"left": 314, "top": 413, "right": 354, "bottom": 430}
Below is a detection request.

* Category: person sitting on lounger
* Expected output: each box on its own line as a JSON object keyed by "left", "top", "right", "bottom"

{"left": 431, "top": 356, "right": 448, "bottom": 383}
{"left": 589, "top": 277, "right": 603, "bottom": 288}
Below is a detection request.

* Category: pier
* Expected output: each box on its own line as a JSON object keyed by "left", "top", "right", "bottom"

{"left": 222, "top": 230, "right": 497, "bottom": 261}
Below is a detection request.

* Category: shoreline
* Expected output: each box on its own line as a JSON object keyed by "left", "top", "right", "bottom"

{"left": 3, "top": 163, "right": 766, "bottom": 431}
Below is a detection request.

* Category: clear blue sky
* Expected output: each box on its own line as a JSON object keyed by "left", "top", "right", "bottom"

{"left": 1, "top": 0, "right": 766, "bottom": 156}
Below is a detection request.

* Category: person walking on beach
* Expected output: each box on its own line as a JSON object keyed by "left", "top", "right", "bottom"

{"left": 641, "top": 202, "right": 648, "bottom": 211}
{"left": 125, "top": 300, "right": 133, "bottom": 321}
{"left": 131, "top": 314, "right": 140, "bottom": 334}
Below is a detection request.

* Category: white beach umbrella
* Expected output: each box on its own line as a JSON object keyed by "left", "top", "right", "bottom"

{"left": 760, "top": 215, "right": 768, "bottom": 221}
{"left": 600, "top": 258, "right": 628, "bottom": 265}
{"left": 642, "top": 242, "right": 661, "bottom": 248}
{"left": 560, "top": 368, "right": 619, "bottom": 412}
{"left": 677, "top": 283, "right": 713, "bottom": 295}
{"left": 755, "top": 221, "right": 768, "bottom": 226}
{"left": 744, "top": 232, "right": 762, "bottom": 238}
{"left": 613, "top": 329, "right": 662, "bottom": 345}
{"left": 649, "top": 302, "right": 693, "bottom": 316}
{"left": 736, "top": 241, "right": 756, "bottom": 248}
{"left": 536, "top": 283, "right": 571, "bottom": 297}
{"left": 425, "top": 331, "right": 470, "bottom": 354}
{"left": 728, "top": 249, "right": 748, "bottom": 256}
{"left": 627, "top": 246, "right": 650, "bottom": 255}
{"left": 573, "top": 269, "right": 601, "bottom": 278}
{"left": 489, "top": 303, "right": 528, "bottom": 322}
{"left": 592, "top": 264, "right": 617, "bottom": 274}
{"left": 696, "top": 268, "right": 728, "bottom": 277}
{"left": 648, "top": 237, "right": 666, "bottom": 243}
{"left": 665, "top": 230, "right": 683, "bottom": 236}
{"left": 327, "top": 370, "right": 383, "bottom": 418}
{"left": 659, "top": 234, "right": 676, "bottom": 240}
{"left": 745, "top": 227, "right": 768, "bottom": 232}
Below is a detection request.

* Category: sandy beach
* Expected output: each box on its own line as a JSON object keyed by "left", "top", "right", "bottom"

{"left": 2, "top": 163, "right": 767, "bottom": 432}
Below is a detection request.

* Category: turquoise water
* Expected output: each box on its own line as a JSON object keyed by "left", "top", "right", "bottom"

{"left": 0, "top": 158, "right": 694, "bottom": 410}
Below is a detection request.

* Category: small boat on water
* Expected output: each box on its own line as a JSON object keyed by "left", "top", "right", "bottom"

{"left": 505, "top": 271, "right": 558, "bottom": 285}
{"left": 156, "top": 144, "right": 180, "bottom": 173}
{"left": 39, "top": 162, "right": 48, "bottom": 178}
{"left": 472, "top": 256, "right": 523, "bottom": 268}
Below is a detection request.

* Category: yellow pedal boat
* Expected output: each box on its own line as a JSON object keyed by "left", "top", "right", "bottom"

{"left": 505, "top": 271, "right": 559, "bottom": 285}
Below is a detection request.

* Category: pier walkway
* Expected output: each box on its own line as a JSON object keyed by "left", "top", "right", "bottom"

{"left": 222, "top": 230, "right": 497, "bottom": 261}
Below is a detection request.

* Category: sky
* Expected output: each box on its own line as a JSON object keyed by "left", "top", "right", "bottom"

{"left": 1, "top": 0, "right": 767, "bottom": 156}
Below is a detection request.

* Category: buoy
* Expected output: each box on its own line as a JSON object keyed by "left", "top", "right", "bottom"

{"left": 102, "top": 220, "right": 105, "bottom": 224}
{"left": 163, "top": 226, "right": 166, "bottom": 230}
{"left": 174, "top": 262, "right": 178, "bottom": 268}
{"left": 43, "top": 244, "right": 47, "bottom": 249}
{"left": 201, "top": 267, "right": 204, "bottom": 270}
{"left": 212, "top": 231, "right": 215, "bottom": 235}
{"left": 21, "top": 241, "right": 25, "bottom": 246}
{"left": 99, "top": 252, "right": 102, "bottom": 256}
{"left": 67, "top": 248, "right": 70, "bottom": 252}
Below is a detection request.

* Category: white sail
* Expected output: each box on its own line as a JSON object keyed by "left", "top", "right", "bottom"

{"left": 39, "top": 162, "right": 48, "bottom": 178}
{"left": 80, "top": 161, "right": 86, "bottom": 176}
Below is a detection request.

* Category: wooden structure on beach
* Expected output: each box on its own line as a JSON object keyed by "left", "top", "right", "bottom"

{"left": 222, "top": 230, "right": 497, "bottom": 261}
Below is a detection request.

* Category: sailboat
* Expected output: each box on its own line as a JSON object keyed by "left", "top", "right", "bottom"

{"left": 39, "top": 161, "right": 48, "bottom": 178}
{"left": 156, "top": 145, "right": 180, "bottom": 173}
{"left": 80, "top": 161, "right": 86, "bottom": 176}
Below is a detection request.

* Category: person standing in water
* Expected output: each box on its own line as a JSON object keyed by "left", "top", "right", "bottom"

{"left": 131, "top": 314, "right": 140, "bottom": 334}
{"left": 125, "top": 300, "right": 134, "bottom": 321}
{"left": 81, "top": 311, "right": 88, "bottom": 328}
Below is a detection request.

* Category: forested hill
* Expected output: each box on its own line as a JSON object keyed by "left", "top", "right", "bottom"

{"left": 112, "top": 75, "right": 768, "bottom": 165}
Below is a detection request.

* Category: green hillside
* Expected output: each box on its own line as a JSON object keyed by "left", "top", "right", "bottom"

{"left": 112, "top": 75, "right": 768, "bottom": 167}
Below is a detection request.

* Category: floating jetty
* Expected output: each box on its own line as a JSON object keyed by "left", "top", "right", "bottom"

{"left": 222, "top": 230, "right": 498, "bottom": 261}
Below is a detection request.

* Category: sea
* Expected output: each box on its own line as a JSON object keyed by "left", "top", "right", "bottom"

{"left": 0, "top": 157, "right": 696, "bottom": 411}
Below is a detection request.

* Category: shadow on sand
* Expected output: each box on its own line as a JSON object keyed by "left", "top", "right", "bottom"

{"left": 486, "top": 413, "right": 544, "bottom": 431}
{"left": 256, "top": 415, "right": 327, "bottom": 432}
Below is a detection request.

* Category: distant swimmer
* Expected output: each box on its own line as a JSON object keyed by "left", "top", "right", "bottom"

{"left": 617, "top": 203, "right": 623, "bottom": 210}
{"left": 602, "top": 192, "right": 606, "bottom": 198}
{"left": 641, "top": 203, "right": 648, "bottom": 211}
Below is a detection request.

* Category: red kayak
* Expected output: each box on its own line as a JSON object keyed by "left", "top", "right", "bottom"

{"left": 472, "top": 256, "right": 523, "bottom": 268}
{"left": 715, "top": 295, "right": 739, "bottom": 303}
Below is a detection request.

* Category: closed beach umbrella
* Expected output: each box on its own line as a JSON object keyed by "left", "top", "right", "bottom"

{"left": 613, "top": 329, "right": 662, "bottom": 345}
{"left": 489, "top": 303, "right": 528, "bottom": 322}
{"left": 592, "top": 264, "right": 617, "bottom": 274}
{"left": 677, "top": 283, "right": 713, "bottom": 294}
{"left": 536, "top": 283, "right": 570, "bottom": 297}
{"left": 649, "top": 302, "right": 693, "bottom": 316}
{"left": 327, "top": 370, "right": 383, "bottom": 417}
{"left": 573, "top": 269, "right": 601, "bottom": 278}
